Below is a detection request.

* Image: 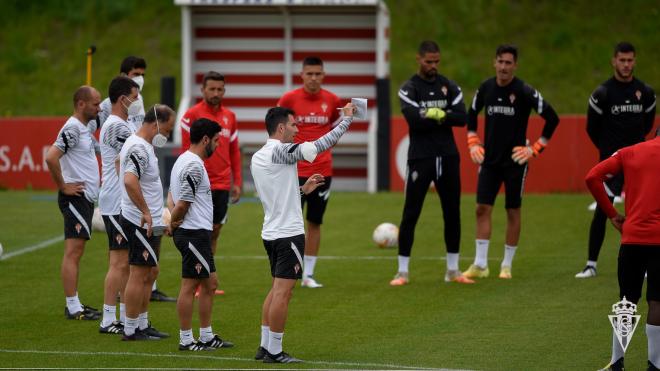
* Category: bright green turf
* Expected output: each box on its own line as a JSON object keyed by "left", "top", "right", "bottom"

{"left": 0, "top": 190, "right": 645, "bottom": 370}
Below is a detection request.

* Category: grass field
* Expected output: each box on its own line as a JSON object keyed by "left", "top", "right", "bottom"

{"left": 0, "top": 190, "right": 647, "bottom": 370}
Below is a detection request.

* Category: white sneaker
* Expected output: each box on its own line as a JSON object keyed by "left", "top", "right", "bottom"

{"left": 575, "top": 266, "right": 597, "bottom": 278}
{"left": 301, "top": 276, "right": 323, "bottom": 288}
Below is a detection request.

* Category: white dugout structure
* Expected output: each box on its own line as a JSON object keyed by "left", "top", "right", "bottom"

{"left": 173, "top": 0, "right": 391, "bottom": 192}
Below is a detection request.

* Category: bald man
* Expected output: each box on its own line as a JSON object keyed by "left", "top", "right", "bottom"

{"left": 46, "top": 86, "right": 103, "bottom": 320}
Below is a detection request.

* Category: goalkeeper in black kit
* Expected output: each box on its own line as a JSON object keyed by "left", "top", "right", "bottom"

{"left": 389, "top": 40, "right": 473, "bottom": 286}
{"left": 462, "top": 44, "right": 559, "bottom": 280}
{"left": 575, "top": 41, "right": 656, "bottom": 279}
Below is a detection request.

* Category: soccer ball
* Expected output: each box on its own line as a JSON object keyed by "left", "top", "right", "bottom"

{"left": 372, "top": 222, "right": 399, "bottom": 248}
{"left": 92, "top": 207, "right": 105, "bottom": 232}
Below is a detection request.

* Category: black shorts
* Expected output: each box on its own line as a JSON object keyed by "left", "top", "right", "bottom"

{"left": 618, "top": 244, "right": 660, "bottom": 303}
{"left": 476, "top": 164, "right": 528, "bottom": 209}
{"left": 173, "top": 228, "right": 216, "bottom": 279}
{"left": 212, "top": 190, "right": 229, "bottom": 225}
{"left": 299, "top": 176, "right": 332, "bottom": 224}
{"left": 120, "top": 216, "right": 162, "bottom": 267}
{"left": 57, "top": 192, "right": 93, "bottom": 240}
{"left": 102, "top": 214, "right": 128, "bottom": 250}
{"left": 263, "top": 234, "right": 305, "bottom": 280}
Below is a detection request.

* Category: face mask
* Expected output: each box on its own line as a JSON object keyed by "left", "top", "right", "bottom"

{"left": 152, "top": 106, "right": 168, "bottom": 148}
{"left": 123, "top": 96, "right": 142, "bottom": 117}
{"left": 132, "top": 75, "right": 144, "bottom": 91}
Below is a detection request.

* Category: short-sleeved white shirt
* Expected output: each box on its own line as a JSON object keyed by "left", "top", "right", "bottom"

{"left": 99, "top": 115, "right": 134, "bottom": 215}
{"left": 52, "top": 116, "right": 100, "bottom": 203}
{"left": 169, "top": 151, "right": 213, "bottom": 231}
{"left": 119, "top": 134, "right": 164, "bottom": 227}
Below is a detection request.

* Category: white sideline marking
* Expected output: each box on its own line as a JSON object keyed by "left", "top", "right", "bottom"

{"left": 176, "top": 255, "right": 499, "bottom": 262}
{"left": 0, "top": 349, "right": 470, "bottom": 371}
{"left": 0, "top": 235, "right": 63, "bottom": 261}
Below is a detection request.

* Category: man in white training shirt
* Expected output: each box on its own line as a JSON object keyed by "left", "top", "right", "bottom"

{"left": 251, "top": 104, "right": 354, "bottom": 363}
{"left": 45, "top": 86, "right": 102, "bottom": 321}
{"left": 119, "top": 104, "right": 175, "bottom": 341}
{"left": 97, "top": 76, "right": 141, "bottom": 334}
{"left": 169, "top": 118, "right": 234, "bottom": 351}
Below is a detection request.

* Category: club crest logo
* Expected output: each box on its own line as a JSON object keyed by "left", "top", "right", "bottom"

{"left": 509, "top": 93, "right": 516, "bottom": 104}
{"left": 441, "top": 86, "right": 448, "bottom": 96}
{"left": 195, "top": 263, "right": 202, "bottom": 274}
{"left": 75, "top": 223, "right": 82, "bottom": 234}
{"left": 294, "top": 263, "right": 300, "bottom": 274}
{"left": 635, "top": 90, "right": 642, "bottom": 100}
{"left": 608, "top": 296, "right": 641, "bottom": 352}
{"left": 115, "top": 234, "right": 123, "bottom": 245}
{"left": 142, "top": 250, "right": 149, "bottom": 261}
{"left": 321, "top": 102, "right": 328, "bottom": 113}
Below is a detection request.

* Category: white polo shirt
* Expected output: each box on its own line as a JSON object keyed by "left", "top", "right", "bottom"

{"left": 52, "top": 116, "right": 100, "bottom": 203}
{"left": 169, "top": 151, "right": 213, "bottom": 231}
{"left": 119, "top": 134, "right": 164, "bottom": 228}
{"left": 99, "top": 114, "right": 134, "bottom": 215}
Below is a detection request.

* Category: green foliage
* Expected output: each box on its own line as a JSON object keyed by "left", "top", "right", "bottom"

{"left": 0, "top": 191, "right": 643, "bottom": 370}
{"left": 0, "top": 0, "right": 659, "bottom": 116}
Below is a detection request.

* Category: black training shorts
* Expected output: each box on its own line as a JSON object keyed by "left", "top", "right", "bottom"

{"left": 102, "top": 214, "right": 129, "bottom": 250}
{"left": 120, "top": 216, "right": 162, "bottom": 267}
{"left": 58, "top": 192, "right": 93, "bottom": 240}
{"left": 299, "top": 176, "right": 332, "bottom": 225}
{"left": 212, "top": 190, "right": 229, "bottom": 225}
{"left": 618, "top": 244, "right": 660, "bottom": 303}
{"left": 173, "top": 228, "right": 216, "bottom": 279}
{"left": 263, "top": 234, "right": 305, "bottom": 280}
{"left": 476, "top": 163, "right": 528, "bottom": 209}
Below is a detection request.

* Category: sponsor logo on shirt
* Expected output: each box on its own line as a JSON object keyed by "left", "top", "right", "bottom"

{"left": 611, "top": 104, "right": 643, "bottom": 115}
{"left": 296, "top": 115, "right": 329, "bottom": 124}
{"left": 420, "top": 100, "right": 448, "bottom": 109}
{"left": 487, "top": 105, "right": 516, "bottom": 116}
{"left": 220, "top": 128, "right": 231, "bottom": 138}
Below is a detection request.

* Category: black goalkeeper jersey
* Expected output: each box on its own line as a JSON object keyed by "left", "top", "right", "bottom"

{"left": 586, "top": 77, "right": 656, "bottom": 160}
{"left": 398, "top": 74, "right": 466, "bottom": 160}
{"left": 468, "top": 77, "right": 559, "bottom": 166}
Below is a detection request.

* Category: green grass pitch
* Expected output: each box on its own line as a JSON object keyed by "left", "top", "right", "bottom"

{"left": 0, "top": 190, "right": 646, "bottom": 370}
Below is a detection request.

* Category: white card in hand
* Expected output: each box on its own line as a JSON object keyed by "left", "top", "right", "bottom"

{"left": 351, "top": 98, "right": 368, "bottom": 120}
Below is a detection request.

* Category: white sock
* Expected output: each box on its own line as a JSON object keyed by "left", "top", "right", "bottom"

{"left": 138, "top": 312, "right": 148, "bottom": 330}
{"left": 119, "top": 303, "right": 126, "bottom": 324}
{"left": 65, "top": 294, "right": 83, "bottom": 314}
{"left": 397, "top": 255, "right": 410, "bottom": 273}
{"left": 446, "top": 253, "right": 459, "bottom": 271}
{"left": 267, "top": 330, "right": 284, "bottom": 355}
{"left": 152, "top": 281, "right": 157, "bottom": 291}
{"left": 474, "top": 239, "right": 490, "bottom": 268}
{"left": 648, "top": 324, "right": 660, "bottom": 368}
{"left": 124, "top": 317, "right": 138, "bottom": 336}
{"left": 101, "top": 304, "right": 117, "bottom": 327}
{"left": 199, "top": 326, "right": 214, "bottom": 342}
{"left": 587, "top": 260, "right": 597, "bottom": 268}
{"left": 180, "top": 328, "right": 194, "bottom": 346}
{"left": 260, "top": 325, "right": 270, "bottom": 348}
{"left": 303, "top": 255, "right": 317, "bottom": 278}
{"left": 502, "top": 244, "right": 517, "bottom": 268}
{"left": 611, "top": 330, "right": 624, "bottom": 364}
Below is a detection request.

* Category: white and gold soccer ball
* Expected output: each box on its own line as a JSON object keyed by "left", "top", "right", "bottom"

{"left": 372, "top": 222, "right": 399, "bottom": 248}
{"left": 92, "top": 207, "right": 105, "bottom": 232}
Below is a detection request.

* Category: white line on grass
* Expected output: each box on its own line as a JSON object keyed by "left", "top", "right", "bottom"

{"left": 0, "top": 349, "right": 471, "bottom": 371}
{"left": 0, "top": 235, "right": 63, "bottom": 261}
{"left": 183, "top": 255, "right": 499, "bottom": 261}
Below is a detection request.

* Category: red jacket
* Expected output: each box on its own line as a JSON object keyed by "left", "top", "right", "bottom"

{"left": 585, "top": 137, "right": 660, "bottom": 245}
{"left": 180, "top": 100, "right": 242, "bottom": 190}
{"left": 277, "top": 88, "right": 341, "bottom": 177}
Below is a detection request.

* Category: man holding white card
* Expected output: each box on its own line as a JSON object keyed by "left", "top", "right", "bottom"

{"left": 277, "top": 56, "right": 342, "bottom": 288}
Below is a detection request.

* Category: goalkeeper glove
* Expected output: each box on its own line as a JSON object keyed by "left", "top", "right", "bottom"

{"left": 511, "top": 138, "right": 547, "bottom": 165}
{"left": 467, "top": 132, "right": 485, "bottom": 164}
{"left": 424, "top": 107, "right": 446, "bottom": 122}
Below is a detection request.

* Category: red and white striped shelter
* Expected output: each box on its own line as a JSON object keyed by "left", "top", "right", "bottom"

{"left": 174, "top": 0, "right": 391, "bottom": 192}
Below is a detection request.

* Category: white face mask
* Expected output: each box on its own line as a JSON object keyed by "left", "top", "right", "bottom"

{"left": 152, "top": 106, "right": 168, "bottom": 148}
{"left": 123, "top": 96, "right": 142, "bottom": 117}
{"left": 131, "top": 75, "right": 144, "bottom": 91}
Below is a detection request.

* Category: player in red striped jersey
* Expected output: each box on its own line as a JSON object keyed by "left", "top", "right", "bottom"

{"left": 180, "top": 71, "right": 242, "bottom": 295}
{"left": 586, "top": 129, "right": 660, "bottom": 371}
{"left": 277, "top": 57, "right": 342, "bottom": 288}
